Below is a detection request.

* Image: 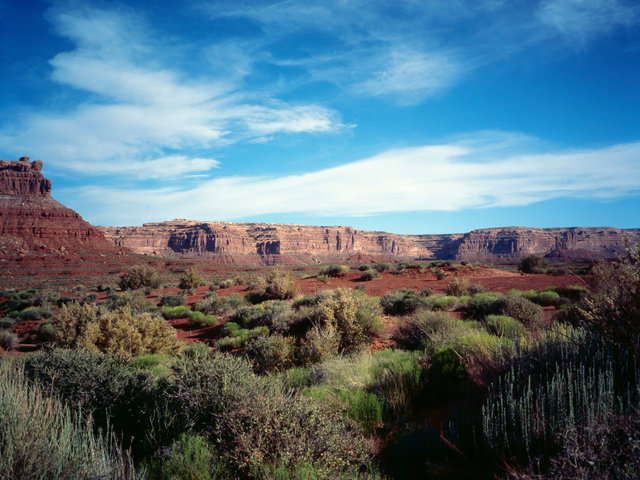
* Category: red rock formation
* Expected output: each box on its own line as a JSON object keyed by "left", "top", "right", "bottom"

{"left": 100, "top": 220, "right": 640, "bottom": 264}
{"left": 0, "top": 158, "right": 119, "bottom": 254}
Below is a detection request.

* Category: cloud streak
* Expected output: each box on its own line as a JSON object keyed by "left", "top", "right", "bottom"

{"left": 63, "top": 133, "right": 640, "bottom": 226}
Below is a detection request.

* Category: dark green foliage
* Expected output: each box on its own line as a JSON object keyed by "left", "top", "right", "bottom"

{"left": 38, "top": 321, "right": 56, "bottom": 342}
{"left": 194, "top": 293, "right": 245, "bottom": 316}
{"left": 119, "top": 265, "right": 161, "bottom": 290}
{"left": 320, "top": 264, "right": 347, "bottom": 276}
{"left": 393, "top": 310, "right": 458, "bottom": 351}
{"left": 244, "top": 334, "right": 296, "bottom": 373}
{"left": 182, "top": 342, "right": 211, "bottom": 359}
{"left": 521, "top": 254, "right": 548, "bottom": 273}
{"left": 81, "top": 292, "right": 98, "bottom": 304}
{"left": 360, "top": 269, "right": 380, "bottom": 281}
{"left": 19, "top": 306, "right": 53, "bottom": 321}
{"left": 232, "top": 305, "right": 265, "bottom": 328}
{"left": 161, "top": 306, "right": 191, "bottom": 319}
{"left": 544, "top": 285, "right": 587, "bottom": 302}
{"left": 380, "top": 288, "right": 430, "bottom": 315}
{"left": 147, "top": 433, "right": 229, "bottom": 480}
{"left": 484, "top": 315, "right": 524, "bottom": 339}
{"left": 436, "top": 269, "right": 447, "bottom": 280}
{"left": 482, "top": 332, "right": 640, "bottom": 462}
{"left": 427, "top": 346, "right": 467, "bottom": 396}
{"left": 188, "top": 311, "right": 218, "bottom": 328}
{"left": 358, "top": 264, "right": 371, "bottom": 271}
{"left": 339, "top": 389, "right": 384, "bottom": 433}
{"left": 56, "top": 296, "right": 77, "bottom": 307}
{"left": 160, "top": 294, "right": 186, "bottom": 307}
{"left": 465, "top": 293, "right": 501, "bottom": 319}
{"left": 374, "top": 262, "right": 392, "bottom": 272}
{"left": 0, "top": 330, "right": 18, "bottom": 350}
{"left": 0, "top": 318, "right": 15, "bottom": 329}
{"left": 494, "top": 295, "right": 544, "bottom": 328}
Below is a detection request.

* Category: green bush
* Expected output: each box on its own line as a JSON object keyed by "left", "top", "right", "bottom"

{"left": 380, "top": 288, "right": 430, "bottom": 315}
{"left": 179, "top": 268, "right": 204, "bottom": 291}
{"left": 38, "top": 321, "right": 56, "bottom": 342}
{"left": 360, "top": 269, "right": 380, "bottom": 281}
{"left": 0, "top": 362, "right": 140, "bottom": 480}
{"left": 484, "top": 315, "right": 524, "bottom": 339}
{"left": 119, "top": 265, "right": 161, "bottom": 290}
{"left": 298, "top": 327, "right": 341, "bottom": 365}
{"left": 108, "top": 289, "right": 157, "bottom": 313}
{"left": 465, "top": 292, "right": 502, "bottom": 319}
{"left": 537, "top": 290, "right": 562, "bottom": 307}
{"left": 521, "top": 254, "right": 548, "bottom": 273}
{"left": 375, "top": 262, "right": 392, "bottom": 272}
{"left": 428, "top": 346, "right": 467, "bottom": 397}
{"left": 194, "top": 293, "right": 245, "bottom": 316}
{"left": 0, "top": 330, "right": 18, "bottom": 350}
{"left": 436, "top": 269, "right": 447, "bottom": 280}
{"left": 160, "top": 294, "right": 186, "bottom": 307}
{"left": 254, "top": 267, "right": 298, "bottom": 300}
{"left": 189, "top": 311, "right": 218, "bottom": 328}
{"left": 358, "top": 264, "right": 371, "bottom": 271}
{"left": 147, "top": 433, "right": 229, "bottom": 480}
{"left": 244, "top": 334, "right": 296, "bottom": 373}
{"left": 427, "top": 294, "right": 458, "bottom": 311}
{"left": 0, "top": 318, "right": 15, "bottom": 329}
{"left": 494, "top": 294, "right": 544, "bottom": 329}
{"left": 394, "top": 310, "right": 470, "bottom": 353}
{"left": 162, "top": 305, "right": 191, "bottom": 319}
{"left": 445, "top": 278, "right": 470, "bottom": 296}
{"left": 320, "top": 264, "right": 348, "bottom": 277}
{"left": 339, "top": 389, "right": 384, "bottom": 433}
{"left": 232, "top": 305, "right": 266, "bottom": 328}
{"left": 19, "top": 306, "right": 53, "bottom": 321}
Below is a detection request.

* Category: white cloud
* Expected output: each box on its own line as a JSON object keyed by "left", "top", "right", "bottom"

{"left": 63, "top": 133, "right": 640, "bottom": 226}
{"left": 537, "top": 0, "right": 639, "bottom": 44}
{"left": 0, "top": 5, "right": 342, "bottom": 179}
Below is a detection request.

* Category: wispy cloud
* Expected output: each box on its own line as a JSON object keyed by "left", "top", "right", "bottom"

{"left": 63, "top": 132, "right": 640, "bottom": 226}
{"left": 0, "top": 4, "right": 342, "bottom": 178}
{"left": 538, "top": 0, "right": 639, "bottom": 45}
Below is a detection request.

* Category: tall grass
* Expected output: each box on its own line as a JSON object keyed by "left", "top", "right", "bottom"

{"left": 482, "top": 328, "right": 640, "bottom": 460}
{"left": 0, "top": 361, "right": 142, "bottom": 480}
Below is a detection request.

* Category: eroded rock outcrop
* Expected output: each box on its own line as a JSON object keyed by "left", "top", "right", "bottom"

{"left": 100, "top": 220, "right": 640, "bottom": 264}
{"left": 0, "top": 158, "right": 119, "bottom": 254}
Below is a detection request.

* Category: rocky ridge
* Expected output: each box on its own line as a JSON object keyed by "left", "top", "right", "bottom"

{"left": 100, "top": 220, "right": 640, "bottom": 264}
{"left": 0, "top": 157, "right": 119, "bottom": 254}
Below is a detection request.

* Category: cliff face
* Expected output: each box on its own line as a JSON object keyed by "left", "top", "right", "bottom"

{"left": 0, "top": 157, "right": 119, "bottom": 254}
{"left": 99, "top": 220, "right": 640, "bottom": 264}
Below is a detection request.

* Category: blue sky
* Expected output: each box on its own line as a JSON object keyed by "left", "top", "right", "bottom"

{"left": 1, "top": 0, "right": 639, "bottom": 234}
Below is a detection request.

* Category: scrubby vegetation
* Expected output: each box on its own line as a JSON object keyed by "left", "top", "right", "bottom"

{"left": 1, "top": 250, "right": 639, "bottom": 479}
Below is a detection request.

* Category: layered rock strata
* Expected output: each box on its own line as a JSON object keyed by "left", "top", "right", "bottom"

{"left": 0, "top": 157, "right": 118, "bottom": 254}
{"left": 100, "top": 220, "right": 640, "bottom": 263}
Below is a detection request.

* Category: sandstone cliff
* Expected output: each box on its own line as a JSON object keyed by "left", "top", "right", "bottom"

{"left": 99, "top": 220, "right": 640, "bottom": 264}
{"left": 0, "top": 157, "right": 119, "bottom": 254}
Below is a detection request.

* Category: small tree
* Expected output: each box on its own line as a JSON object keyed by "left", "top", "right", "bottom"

{"left": 179, "top": 268, "right": 204, "bottom": 291}
{"left": 521, "top": 254, "right": 548, "bottom": 274}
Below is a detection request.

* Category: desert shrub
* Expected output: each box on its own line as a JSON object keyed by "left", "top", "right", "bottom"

{"left": 254, "top": 266, "right": 298, "bottom": 300}
{"left": 18, "top": 306, "right": 53, "bottom": 321}
{"left": 320, "top": 264, "right": 348, "bottom": 277}
{"left": 317, "top": 274, "right": 330, "bottom": 284}
{"left": 0, "top": 330, "right": 18, "bottom": 350}
{"left": 194, "top": 293, "right": 245, "bottom": 316}
{"left": 358, "top": 264, "right": 371, "bottom": 271}
{"left": 244, "top": 334, "right": 296, "bottom": 373}
{"left": 218, "top": 279, "right": 234, "bottom": 289}
{"left": 482, "top": 333, "right": 640, "bottom": 462}
{"left": 375, "top": 262, "right": 392, "bottom": 272}
{"left": 360, "top": 269, "right": 380, "bottom": 281}
{"left": 427, "top": 346, "right": 468, "bottom": 396}
{"left": 445, "top": 278, "right": 470, "bottom": 296}
{"left": 394, "top": 310, "right": 471, "bottom": 352}
{"left": 109, "top": 289, "right": 157, "bottom": 313}
{"left": 189, "top": 311, "right": 219, "bottom": 328}
{"left": 494, "top": 295, "right": 544, "bottom": 329}
{"left": 56, "top": 303, "right": 181, "bottom": 357}
{"left": 505, "top": 413, "right": 640, "bottom": 480}
{"left": 544, "top": 285, "right": 587, "bottom": 302}
{"left": 520, "top": 254, "right": 548, "bottom": 274}
{"left": 380, "top": 288, "right": 430, "bottom": 315}
{"left": 38, "top": 321, "right": 56, "bottom": 342}
{"left": 147, "top": 433, "right": 229, "bottom": 480}
{"left": 56, "top": 295, "right": 77, "bottom": 307}
{"left": 427, "top": 294, "right": 458, "bottom": 311}
{"left": 436, "top": 269, "right": 447, "bottom": 280}
{"left": 484, "top": 315, "right": 524, "bottom": 339}
{"left": 339, "top": 389, "right": 384, "bottom": 433}
{"left": 576, "top": 246, "right": 640, "bottom": 350}
{"left": 0, "top": 318, "right": 15, "bottom": 329}
{"left": 160, "top": 294, "right": 186, "bottom": 307}
{"left": 131, "top": 353, "right": 172, "bottom": 379}
{"left": 119, "top": 265, "right": 161, "bottom": 290}
{"left": 182, "top": 342, "right": 211, "bottom": 359}
{"left": 537, "top": 290, "right": 562, "bottom": 307}
{"left": 216, "top": 325, "right": 268, "bottom": 351}
{"left": 179, "top": 268, "right": 204, "bottom": 291}
{"left": 161, "top": 305, "right": 191, "bottom": 319}
{"left": 262, "top": 301, "right": 296, "bottom": 334}
{"left": 298, "top": 327, "right": 341, "bottom": 365}
{"left": 232, "top": 305, "right": 265, "bottom": 328}
{"left": 0, "top": 362, "right": 140, "bottom": 480}
{"left": 465, "top": 292, "right": 502, "bottom": 319}
{"left": 21, "top": 348, "right": 172, "bottom": 457}
{"left": 81, "top": 292, "right": 98, "bottom": 305}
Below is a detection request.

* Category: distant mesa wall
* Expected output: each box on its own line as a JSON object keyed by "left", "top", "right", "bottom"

{"left": 99, "top": 220, "right": 640, "bottom": 263}
{"left": 0, "top": 157, "right": 119, "bottom": 254}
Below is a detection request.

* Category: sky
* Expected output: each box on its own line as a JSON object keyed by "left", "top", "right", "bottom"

{"left": 1, "top": 0, "right": 639, "bottom": 234}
